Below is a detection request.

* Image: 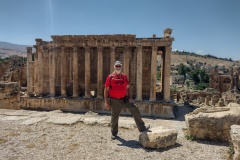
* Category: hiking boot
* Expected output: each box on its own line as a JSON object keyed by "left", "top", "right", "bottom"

{"left": 141, "top": 125, "right": 151, "bottom": 132}
{"left": 111, "top": 135, "right": 117, "bottom": 140}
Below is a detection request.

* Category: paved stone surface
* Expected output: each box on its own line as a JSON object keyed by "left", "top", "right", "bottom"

{"left": 0, "top": 108, "right": 186, "bottom": 136}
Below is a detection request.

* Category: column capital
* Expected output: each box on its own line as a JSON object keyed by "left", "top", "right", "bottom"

{"left": 97, "top": 46, "right": 103, "bottom": 52}
{"left": 152, "top": 46, "right": 157, "bottom": 51}
{"left": 73, "top": 46, "right": 78, "bottom": 52}
{"left": 110, "top": 46, "right": 115, "bottom": 51}
{"left": 27, "top": 47, "right": 32, "bottom": 53}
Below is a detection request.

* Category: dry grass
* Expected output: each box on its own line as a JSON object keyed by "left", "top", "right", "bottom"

{"left": 171, "top": 54, "right": 239, "bottom": 67}
{"left": 26, "top": 143, "right": 36, "bottom": 149}
{"left": 0, "top": 138, "right": 8, "bottom": 144}
{"left": 68, "top": 143, "right": 79, "bottom": 151}
{"left": 8, "top": 132, "right": 20, "bottom": 137}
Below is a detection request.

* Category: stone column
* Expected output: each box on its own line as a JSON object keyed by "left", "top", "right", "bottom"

{"left": 49, "top": 48, "right": 56, "bottom": 97}
{"left": 27, "top": 47, "right": 33, "bottom": 95}
{"left": 38, "top": 46, "right": 44, "bottom": 96}
{"left": 136, "top": 46, "right": 142, "bottom": 101}
{"left": 84, "top": 47, "right": 91, "bottom": 98}
{"left": 110, "top": 46, "right": 115, "bottom": 73}
{"left": 33, "top": 46, "right": 38, "bottom": 94}
{"left": 61, "top": 47, "right": 67, "bottom": 97}
{"left": 97, "top": 46, "right": 103, "bottom": 99}
{"left": 72, "top": 47, "right": 79, "bottom": 97}
{"left": 149, "top": 46, "right": 157, "bottom": 101}
{"left": 123, "top": 46, "right": 130, "bottom": 77}
{"left": 163, "top": 46, "right": 171, "bottom": 102}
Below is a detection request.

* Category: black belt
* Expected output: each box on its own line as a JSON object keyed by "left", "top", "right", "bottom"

{"left": 109, "top": 97, "right": 125, "bottom": 100}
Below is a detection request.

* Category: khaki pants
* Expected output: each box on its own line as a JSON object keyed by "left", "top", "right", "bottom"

{"left": 110, "top": 98, "right": 146, "bottom": 136}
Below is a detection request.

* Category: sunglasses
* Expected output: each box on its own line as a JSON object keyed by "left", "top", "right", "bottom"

{"left": 115, "top": 65, "right": 122, "bottom": 68}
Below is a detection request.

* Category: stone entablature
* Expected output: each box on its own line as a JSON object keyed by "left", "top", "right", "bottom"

{"left": 27, "top": 29, "right": 174, "bottom": 103}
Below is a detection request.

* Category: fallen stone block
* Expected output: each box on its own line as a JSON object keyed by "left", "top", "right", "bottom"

{"left": 139, "top": 126, "right": 178, "bottom": 149}
{"left": 229, "top": 103, "right": 240, "bottom": 115}
{"left": 185, "top": 105, "right": 240, "bottom": 142}
{"left": 230, "top": 125, "right": 240, "bottom": 160}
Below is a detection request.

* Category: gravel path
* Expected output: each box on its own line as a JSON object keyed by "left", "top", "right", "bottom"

{"left": 0, "top": 107, "right": 230, "bottom": 160}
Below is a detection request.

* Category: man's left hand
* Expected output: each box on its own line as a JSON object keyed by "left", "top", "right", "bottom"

{"left": 129, "top": 97, "right": 134, "bottom": 104}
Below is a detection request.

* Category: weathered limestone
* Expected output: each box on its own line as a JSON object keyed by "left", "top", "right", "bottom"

{"left": 139, "top": 126, "right": 178, "bottom": 149}
{"left": 0, "top": 82, "right": 20, "bottom": 109}
{"left": 27, "top": 47, "right": 33, "bottom": 94}
{"left": 37, "top": 46, "right": 44, "bottom": 95}
{"left": 149, "top": 46, "right": 157, "bottom": 101}
{"left": 230, "top": 125, "right": 240, "bottom": 160}
{"left": 123, "top": 46, "right": 130, "bottom": 78}
{"left": 163, "top": 46, "right": 171, "bottom": 102}
{"left": 25, "top": 31, "right": 175, "bottom": 117}
{"left": 84, "top": 47, "right": 91, "bottom": 98}
{"left": 110, "top": 46, "right": 115, "bottom": 74}
{"left": 185, "top": 103, "right": 240, "bottom": 141}
{"left": 61, "top": 47, "right": 67, "bottom": 97}
{"left": 136, "top": 46, "right": 143, "bottom": 101}
{"left": 49, "top": 48, "right": 56, "bottom": 96}
{"left": 97, "top": 47, "right": 103, "bottom": 99}
{"left": 72, "top": 47, "right": 79, "bottom": 97}
{"left": 20, "top": 97, "right": 175, "bottom": 118}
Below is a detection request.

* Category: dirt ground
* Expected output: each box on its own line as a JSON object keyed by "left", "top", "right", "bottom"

{"left": 0, "top": 106, "right": 231, "bottom": 160}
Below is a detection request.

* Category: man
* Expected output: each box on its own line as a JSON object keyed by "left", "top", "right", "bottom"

{"left": 104, "top": 60, "right": 150, "bottom": 140}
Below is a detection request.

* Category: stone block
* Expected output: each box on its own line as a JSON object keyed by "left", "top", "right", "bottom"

{"left": 139, "top": 126, "right": 178, "bottom": 149}
{"left": 228, "top": 103, "right": 240, "bottom": 115}
{"left": 230, "top": 125, "right": 240, "bottom": 160}
{"left": 185, "top": 108, "right": 240, "bottom": 142}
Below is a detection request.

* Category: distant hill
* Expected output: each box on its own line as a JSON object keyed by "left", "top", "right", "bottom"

{"left": 171, "top": 51, "right": 240, "bottom": 68}
{"left": 0, "top": 41, "right": 30, "bottom": 58}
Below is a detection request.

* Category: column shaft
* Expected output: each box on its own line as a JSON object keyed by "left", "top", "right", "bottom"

{"left": 38, "top": 46, "right": 44, "bottom": 95}
{"left": 61, "top": 47, "right": 67, "bottom": 97}
{"left": 97, "top": 47, "right": 103, "bottom": 99}
{"left": 149, "top": 46, "right": 157, "bottom": 101}
{"left": 27, "top": 47, "right": 33, "bottom": 94}
{"left": 110, "top": 46, "right": 115, "bottom": 73}
{"left": 136, "top": 46, "right": 142, "bottom": 101}
{"left": 33, "top": 47, "right": 38, "bottom": 94}
{"left": 49, "top": 49, "right": 56, "bottom": 96}
{"left": 73, "top": 47, "right": 79, "bottom": 97}
{"left": 163, "top": 46, "right": 171, "bottom": 102}
{"left": 123, "top": 46, "right": 130, "bottom": 77}
{"left": 84, "top": 47, "right": 91, "bottom": 98}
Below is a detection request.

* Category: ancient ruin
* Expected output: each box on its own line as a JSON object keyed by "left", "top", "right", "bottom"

{"left": 20, "top": 29, "right": 175, "bottom": 118}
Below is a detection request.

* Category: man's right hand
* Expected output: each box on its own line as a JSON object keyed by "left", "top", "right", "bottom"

{"left": 105, "top": 102, "right": 110, "bottom": 110}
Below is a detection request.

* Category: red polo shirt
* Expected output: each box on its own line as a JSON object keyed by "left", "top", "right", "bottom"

{"left": 104, "top": 73, "right": 129, "bottom": 99}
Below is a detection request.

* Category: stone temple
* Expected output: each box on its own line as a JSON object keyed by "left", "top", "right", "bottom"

{"left": 22, "top": 28, "right": 175, "bottom": 118}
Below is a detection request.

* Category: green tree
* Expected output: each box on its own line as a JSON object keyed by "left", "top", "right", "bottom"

{"left": 177, "top": 63, "right": 190, "bottom": 80}
{"left": 189, "top": 68, "right": 200, "bottom": 84}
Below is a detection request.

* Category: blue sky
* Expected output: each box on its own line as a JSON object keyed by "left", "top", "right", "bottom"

{"left": 0, "top": 0, "right": 240, "bottom": 60}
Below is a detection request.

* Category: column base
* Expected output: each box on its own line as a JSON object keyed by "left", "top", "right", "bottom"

{"left": 72, "top": 95, "right": 79, "bottom": 98}
{"left": 97, "top": 95, "right": 103, "bottom": 99}
{"left": 149, "top": 98, "right": 156, "bottom": 102}
{"left": 83, "top": 95, "right": 91, "bottom": 99}
{"left": 135, "top": 98, "right": 142, "bottom": 102}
